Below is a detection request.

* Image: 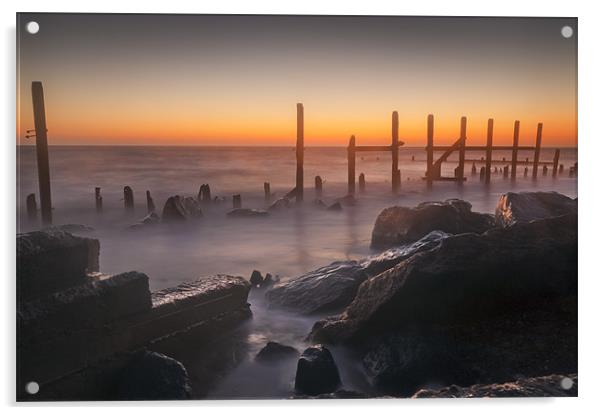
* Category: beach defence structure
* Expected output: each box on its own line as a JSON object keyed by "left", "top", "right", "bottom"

{"left": 30, "top": 82, "right": 52, "bottom": 225}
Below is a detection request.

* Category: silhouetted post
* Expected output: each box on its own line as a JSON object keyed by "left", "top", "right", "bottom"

{"left": 532, "top": 123, "right": 543, "bottom": 179}
{"left": 543, "top": 165, "right": 548, "bottom": 176}
{"left": 359, "top": 173, "right": 366, "bottom": 192}
{"left": 233, "top": 194, "right": 242, "bottom": 209}
{"left": 314, "top": 176, "right": 323, "bottom": 198}
{"left": 471, "top": 162, "right": 477, "bottom": 175}
{"left": 347, "top": 135, "right": 356, "bottom": 195}
{"left": 426, "top": 114, "right": 434, "bottom": 188}
{"left": 296, "top": 103, "right": 304, "bottom": 204}
{"left": 485, "top": 118, "right": 494, "bottom": 184}
{"left": 524, "top": 167, "right": 529, "bottom": 177}
{"left": 264, "top": 182, "right": 271, "bottom": 203}
{"left": 479, "top": 167, "right": 486, "bottom": 182}
{"left": 391, "top": 111, "right": 400, "bottom": 193}
{"left": 552, "top": 149, "right": 560, "bottom": 178}
{"left": 146, "top": 190, "right": 155, "bottom": 213}
{"left": 511, "top": 120, "right": 520, "bottom": 181}
{"left": 457, "top": 116, "right": 467, "bottom": 184}
{"left": 31, "top": 81, "right": 52, "bottom": 225}
{"left": 569, "top": 167, "right": 575, "bottom": 178}
{"left": 124, "top": 186, "right": 134, "bottom": 210}
{"left": 95, "top": 187, "right": 103, "bottom": 212}
{"left": 559, "top": 164, "right": 564, "bottom": 175}
{"left": 198, "top": 184, "right": 212, "bottom": 204}
{"left": 503, "top": 165, "right": 509, "bottom": 179}
{"left": 26, "top": 193, "right": 37, "bottom": 221}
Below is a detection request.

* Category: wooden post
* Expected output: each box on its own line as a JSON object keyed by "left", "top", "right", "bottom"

{"left": 503, "top": 165, "right": 509, "bottom": 179}
{"left": 95, "top": 187, "right": 103, "bottom": 212}
{"left": 485, "top": 118, "right": 494, "bottom": 184}
{"left": 552, "top": 149, "right": 560, "bottom": 178}
{"left": 457, "top": 116, "right": 467, "bottom": 183}
{"left": 391, "top": 111, "right": 400, "bottom": 193}
{"left": 426, "top": 114, "right": 434, "bottom": 188}
{"left": 524, "top": 167, "right": 529, "bottom": 177}
{"left": 532, "top": 123, "right": 543, "bottom": 179}
{"left": 233, "top": 194, "right": 242, "bottom": 209}
{"left": 347, "top": 135, "right": 356, "bottom": 195}
{"left": 26, "top": 193, "right": 37, "bottom": 220}
{"left": 198, "top": 184, "right": 211, "bottom": 204}
{"left": 543, "top": 165, "right": 549, "bottom": 176}
{"left": 479, "top": 167, "right": 486, "bottom": 182}
{"left": 359, "top": 173, "right": 366, "bottom": 192}
{"left": 264, "top": 182, "right": 271, "bottom": 203}
{"left": 511, "top": 120, "right": 520, "bottom": 181}
{"left": 559, "top": 164, "right": 564, "bottom": 175}
{"left": 314, "top": 176, "right": 323, "bottom": 198}
{"left": 296, "top": 103, "right": 304, "bottom": 204}
{"left": 124, "top": 186, "right": 134, "bottom": 210}
{"left": 146, "top": 190, "right": 155, "bottom": 213}
{"left": 471, "top": 162, "right": 477, "bottom": 175}
{"left": 31, "top": 82, "right": 52, "bottom": 225}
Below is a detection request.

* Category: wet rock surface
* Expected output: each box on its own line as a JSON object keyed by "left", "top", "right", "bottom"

{"left": 294, "top": 345, "right": 341, "bottom": 396}
{"left": 255, "top": 341, "right": 299, "bottom": 363}
{"left": 161, "top": 195, "right": 203, "bottom": 222}
{"left": 370, "top": 199, "right": 494, "bottom": 248}
{"left": 266, "top": 231, "right": 448, "bottom": 314}
{"left": 495, "top": 191, "right": 577, "bottom": 227}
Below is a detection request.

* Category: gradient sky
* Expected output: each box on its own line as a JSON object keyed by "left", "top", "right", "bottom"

{"left": 17, "top": 14, "right": 577, "bottom": 146}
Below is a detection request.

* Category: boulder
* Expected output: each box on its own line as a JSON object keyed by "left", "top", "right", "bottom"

{"left": 370, "top": 199, "right": 494, "bottom": 248}
{"left": 227, "top": 208, "right": 269, "bottom": 218}
{"left": 294, "top": 345, "right": 341, "bottom": 396}
{"left": 116, "top": 350, "right": 191, "bottom": 400}
{"left": 17, "top": 230, "right": 100, "bottom": 299}
{"left": 161, "top": 195, "right": 203, "bottom": 222}
{"left": 249, "top": 270, "right": 263, "bottom": 287}
{"left": 255, "top": 341, "right": 299, "bottom": 363}
{"left": 266, "top": 231, "right": 448, "bottom": 314}
{"left": 495, "top": 191, "right": 577, "bottom": 227}
{"left": 129, "top": 212, "right": 160, "bottom": 230}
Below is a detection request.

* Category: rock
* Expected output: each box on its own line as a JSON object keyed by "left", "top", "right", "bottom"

{"left": 268, "top": 197, "right": 290, "bottom": 211}
{"left": 255, "top": 341, "right": 299, "bottom": 363}
{"left": 495, "top": 191, "right": 577, "bottom": 227}
{"left": 17, "top": 230, "right": 100, "bottom": 299}
{"left": 261, "top": 273, "right": 278, "bottom": 289}
{"left": 371, "top": 199, "right": 494, "bottom": 248}
{"left": 161, "top": 195, "right": 203, "bottom": 222}
{"left": 294, "top": 345, "right": 341, "bottom": 396}
{"left": 249, "top": 270, "right": 263, "bottom": 287}
{"left": 116, "top": 350, "right": 191, "bottom": 400}
{"left": 266, "top": 231, "right": 448, "bottom": 314}
{"left": 327, "top": 202, "right": 342, "bottom": 211}
{"left": 412, "top": 374, "right": 578, "bottom": 398}
{"left": 227, "top": 208, "right": 269, "bottom": 218}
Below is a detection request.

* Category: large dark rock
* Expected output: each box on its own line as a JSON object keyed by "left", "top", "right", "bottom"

{"left": 161, "top": 195, "right": 203, "bottom": 222}
{"left": 370, "top": 199, "right": 494, "bottom": 248}
{"left": 255, "top": 341, "right": 299, "bottom": 363}
{"left": 294, "top": 345, "right": 341, "bottom": 396}
{"left": 495, "top": 191, "right": 577, "bottom": 227}
{"left": 116, "top": 350, "right": 191, "bottom": 400}
{"left": 266, "top": 231, "right": 448, "bottom": 314}
{"left": 17, "top": 230, "right": 100, "bottom": 300}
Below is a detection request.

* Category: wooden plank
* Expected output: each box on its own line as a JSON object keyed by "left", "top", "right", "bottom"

{"left": 31, "top": 81, "right": 52, "bottom": 225}
{"left": 485, "top": 119, "right": 494, "bottom": 184}
{"left": 347, "top": 135, "right": 356, "bottom": 195}
{"left": 532, "top": 123, "right": 543, "bottom": 179}
{"left": 296, "top": 103, "right": 304, "bottom": 203}
{"left": 511, "top": 120, "right": 520, "bottom": 181}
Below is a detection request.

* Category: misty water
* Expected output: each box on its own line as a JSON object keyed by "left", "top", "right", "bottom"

{"left": 17, "top": 146, "right": 577, "bottom": 397}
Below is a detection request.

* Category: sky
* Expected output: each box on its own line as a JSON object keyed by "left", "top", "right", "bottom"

{"left": 17, "top": 14, "right": 577, "bottom": 147}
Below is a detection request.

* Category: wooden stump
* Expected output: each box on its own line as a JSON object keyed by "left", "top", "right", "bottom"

{"left": 264, "top": 182, "right": 271, "bottom": 203}
{"left": 233, "top": 194, "right": 242, "bottom": 209}
{"left": 124, "top": 186, "right": 134, "bottom": 210}
{"left": 95, "top": 187, "right": 103, "bottom": 212}
{"left": 146, "top": 190, "right": 155, "bottom": 213}
{"left": 358, "top": 173, "right": 366, "bottom": 192}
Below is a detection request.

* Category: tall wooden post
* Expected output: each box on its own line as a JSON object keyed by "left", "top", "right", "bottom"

{"left": 511, "top": 120, "right": 520, "bottom": 181}
{"left": 391, "top": 111, "right": 400, "bottom": 193}
{"left": 457, "top": 116, "right": 467, "bottom": 183}
{"left": 264, "top": 182, "right": 271, "bottom": 203}
{"left": 95, "top": 187, "right": 103, "bottom": 212}
{"left": 314, "top": 176, "right": 323, "bottom": 198}
{"left": 347, "top": 135, "right": 356, "bottom": 195}
{"left": 552, "top": 149, "right": 560, "bottom": 178}
{"left": 124, "top": 186, "right": 134, "bottom": 210}
{"left": 485, "top": 118, "right": 494, "bottom": 184}
{"left": 31, "top": 82, "right": 52, "bottom": 225}
{"left": 426, "top": 114, "right": 434, "bottom": 188}
{"left": 532, "top": 123, "right": 543, "bottom": 179}
{"left": 296, "top": 103, "right": 304, "bottom": 204}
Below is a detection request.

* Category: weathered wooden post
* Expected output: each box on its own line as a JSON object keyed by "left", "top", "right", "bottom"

{"left": 543, "top": 165, "right": 548, "bottom": 176}
{"left": 95, "top": 187, "right": 103, "bottom": 212}
{"left": 198, "top": 184, "right": 212, "bottom": 204}
{"left": 471, "top": 162, "right": 477, "bottom": 175}
{"left": 146, "top": 190, "right": 155, "bottom": 213}
{"left": 124, "top": 186, "right": 134, "bottom": 210}
{"left": 264, "top": 182, "right": 271, "bottom": 203}
{"left": 359, "top": 173, "right": 366, "bottom": 192}
{"left": 552, "top": 149, "right": 560, "bottom": 178}
{"left": 26, "top": 193, "right": 37, "bottom": 220}
{"left": 296, "top": 103, "right": 304, "bottom": 204}
{"left": 479, "top": 167, "right": 486, "bottom": 182}
{"left": 314, "top": 176, "right": 323, "bottom": 198}
{"left": 31, "top": 81, "right": 52, "bottom": 225}
{"left": 524, "top": 167, "right": 529, "bottom": 177}
{"left": 457, "top": 116, "right": 467, "bottom": 183}
{"left": 511, "top": 120, "right": 520, "bottom": 181}
{"left": 391, "top": 111, "right": 400, "bottom": 193}
{"left": 347, "top": 135, "right": 356, "bottom": 195}
{"left": 559, "top": 164, "right": 564, "bottom": 175}
{"left": 503, "top": 165, "right": 509, "bottom": 179}
{"left": 485, "top": 118, "right": 494, "bottom": 184}
{"left": 532, "top": 123, "right": 543, "bottom": 179}
{"left": 426, "top": 114, "right": 434, "bottom": 188}
{"left": 233, "top": 194, "right": 242, "bottom": 209}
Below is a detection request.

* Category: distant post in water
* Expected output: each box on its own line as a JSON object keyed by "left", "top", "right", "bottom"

{"left": 198, "top": 184, "right": 211, "bottom": 204}
{"left": 511, "top": 120, "right": 520, "bottom": 181}
{"left": 543, "top": 165, "right": 548, "bottom": 176}
{"left": 532, "top": 123, "right": 543, "bottom": 179}
{"left": 552, "top": 149, "right": 560, "bottom": 178}
{"left": 503, "top": 165, "right": 509, "bottom": 179}
{"left": 26, "top": 193, "right": 37, "bottom": 221}
{"left": 146, "top": 190, "right": 155, "bottom": 213}
{"left": 391, "top": 111, "right": 400, "bottom": 193}
{"left": 457, "top": 116, "right": 467, "bottom": 184}
{"left": 264, "top": 182, "right": 271, "bottom": 203}
{"left": 524, "top": 167, "right": 529, "bottom": 177}
{"left": 233, "top": 194, "right": 242, "bottom": 209}
{"left": 31, "top": 81, "right": 52, "bottom": 225}
{"left": 347, "top": 135, "right": 356, "bottom": 195}
{"left": 124, "top": 186, "right": 134, "bottom": 210}
{"left": 471, "top": 162, "right": 477, "bottom": 176}
{"left": 314, "top": 176, "right": 323, "bottom": 198}
{"left": 359, "top": 173, "right": 366, "bottom": 192}
{"left": 559, "top": 164, "right": 564, "bottom": 175}
{"left": 95, "top": 187, "right": 103, "bottom": 212}
{"left": 479, "top": 166, "right": 486, "bottom": 182}
{"left": 485, "top": 118, "right": 494, "bottom": 184}
{"left": 296, "top": 103, "right": 304, "bottom": 204}
{"left": 426, "top": 114, "right": 434, "bottom": 188}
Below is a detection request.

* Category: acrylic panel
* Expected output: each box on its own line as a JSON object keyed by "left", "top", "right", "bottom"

{"left": 16, "top": 13, "right": 578, "bottom": 401}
